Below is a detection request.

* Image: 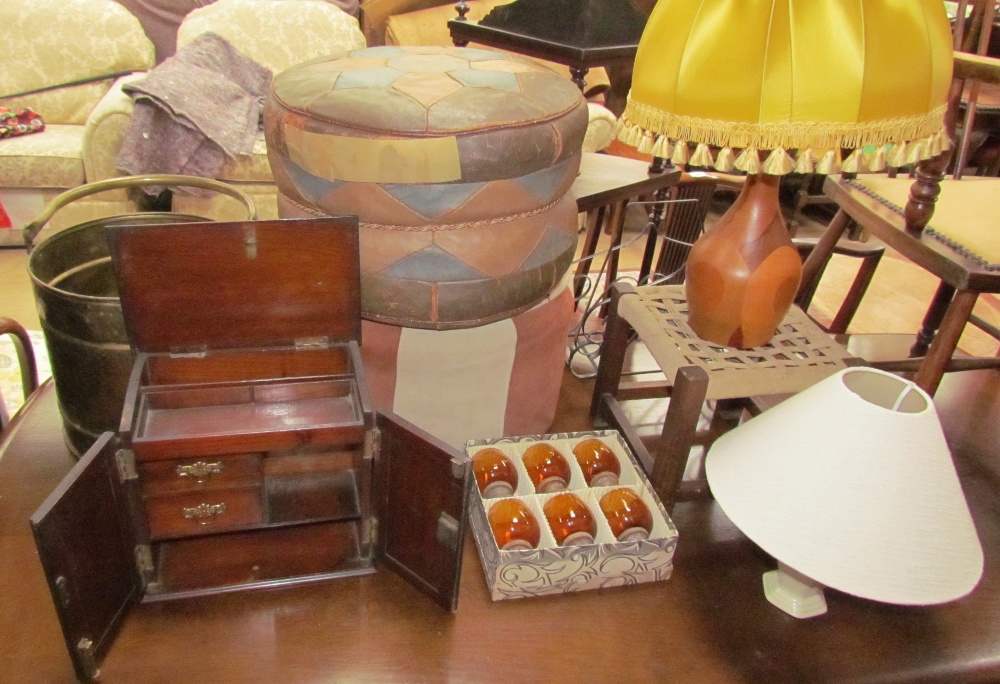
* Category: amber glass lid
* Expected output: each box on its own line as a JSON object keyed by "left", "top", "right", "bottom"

{"left": 109, "top": 217, "right": 360, "bottom": 353}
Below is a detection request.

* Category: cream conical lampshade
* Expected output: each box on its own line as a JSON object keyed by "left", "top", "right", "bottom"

{"left": 705, "top": 368, "right": 983, "bottom": 613}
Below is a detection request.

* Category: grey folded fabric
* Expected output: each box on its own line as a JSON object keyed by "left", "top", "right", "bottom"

{"left": 118, "top": 32, "right": 271, "bottom": 194}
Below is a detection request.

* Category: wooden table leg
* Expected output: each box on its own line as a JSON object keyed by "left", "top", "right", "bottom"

{"left": 915, "top": 289, "right": 979, "bottom": 395}
{"left": 590, "top": 283, "right": 634, "bottom": 422}
{"left": 797, "top": 208, "right": 852, "bottom": 309}
{"left": 574, "top": 206, "right": 607, "bottom": 302}
{"left": 651, "top": 365, "right": 709, "bottom": 511}
{"left": 911, "top": 281, "right": 956, "bottom": 357}
{"left": 598, "top": 199, "right": 630, "bottom": 318}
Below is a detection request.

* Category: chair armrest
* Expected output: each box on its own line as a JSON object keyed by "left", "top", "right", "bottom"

{"left": 583, "top": 103, "right": 616, "bottom": 153}
{"left": 794, "top": 236, "right": 885, "bottom": 260}
{"left": 81, "top": 73, "right": 146, "bottom": 187}
{"left": 0, "top": 317, "right": 39, "bottom": 413}
{"left": 794, "top": 236, "right": 885, "bottom": 335}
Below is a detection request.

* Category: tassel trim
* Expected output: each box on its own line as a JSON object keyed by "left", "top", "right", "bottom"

{"left": 616, "top": 94, "right": 950, "bottom": 175}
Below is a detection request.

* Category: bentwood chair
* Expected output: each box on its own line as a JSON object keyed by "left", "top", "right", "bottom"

{"left": 801, "top": 1, "right": 1000, "bottom": 396}
{"left": 635, "top": 174, "right": 720, "bottom": 286}
{"left": 0, "top": 317, "right": 39, "bottom": 434}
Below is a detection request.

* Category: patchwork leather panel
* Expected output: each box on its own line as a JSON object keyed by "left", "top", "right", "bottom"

{"left": 266, "top": 46, "right": 586, "bottom": 328}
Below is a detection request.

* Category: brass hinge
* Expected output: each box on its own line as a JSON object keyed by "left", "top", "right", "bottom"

{"left": 115, "top": 449, "right": 138, "bottom": 482}
{"left": 294, "top": 336, "right": 329, "bottom": 349}
{"left": 366, "top": 516, "right": 378, "bottom": 545}
{"left": 436, "top": 512, "right": 460, "bottom": 551}
{"left": 168, "top": 345, "right": 208, "bottom": 358}
{"left": 365, "top": 427, "right": 380, "bottom": 462}
{"left": 54, "top": 575, "right": 72, "bottom": 607}
{"left": 243, "top": 223, "right": 258, "bottom": 259}
{"left": 77, "top": 637, "right": 98, "bottom": 681}
{"left": 134, "top": 544, "right": 154, "bottom": 576}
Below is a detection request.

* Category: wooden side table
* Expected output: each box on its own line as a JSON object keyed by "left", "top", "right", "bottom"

{"left": 448, "top": 0, "right": 647, "bottom": 112}
{"left": 570, "top": 153, "right": 680, "bottom": 309}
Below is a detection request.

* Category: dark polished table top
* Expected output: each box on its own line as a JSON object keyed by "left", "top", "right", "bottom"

{"left": 448, "top": 0, "right": 648, "bottom": 112}
{"left": 572, "top": 152, "right": 679, "bottom": 213}
{"left": 3, "top": 371, "right": 1000, "bottom": 683}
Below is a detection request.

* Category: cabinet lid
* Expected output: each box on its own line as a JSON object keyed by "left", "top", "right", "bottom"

{"left": 374, "top": 411, "right": 470, "bottom": 611}
{"left": 109, "top": 217, "right": 361, "bottom": 353}
{"left": 30, "top": 433, "right": 143, "bottom": 682}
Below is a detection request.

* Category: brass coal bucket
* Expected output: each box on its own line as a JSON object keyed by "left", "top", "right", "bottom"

{"left": 25, "top": 175, "right": 256, "bottom": 456}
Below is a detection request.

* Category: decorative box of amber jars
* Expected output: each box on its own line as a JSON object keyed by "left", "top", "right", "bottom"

{"left": 466, "top": 431, "right": 678, "bottom": 600}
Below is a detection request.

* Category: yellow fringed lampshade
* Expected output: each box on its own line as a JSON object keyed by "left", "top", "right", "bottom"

{"left": 619, "top": 0, "right": 955, "bottom": 175}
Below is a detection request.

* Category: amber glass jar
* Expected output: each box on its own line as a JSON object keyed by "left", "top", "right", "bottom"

{"left": 521, "top": 443, "right": 571, "bottom": 493}
{"left": 488, "top": 498, "right": 541, "bottom": 551}
{"left": 572, "top": 438, "right": 621, "bottom": 487}
{"left": 599, "top": 488, "right": 654, "bottom": 542}
{"left": 472, "top": 448, "right": 518, "bottom": 498}
{"left": 542, "top": 492, "right": 597, "bottom": 546}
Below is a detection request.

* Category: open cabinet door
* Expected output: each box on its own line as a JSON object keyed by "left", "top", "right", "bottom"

{"left": 373, "top": 412, "right": 470, "bottom": 611}
{"left": 30, "top": 433, "right": 143, "bottom": 682}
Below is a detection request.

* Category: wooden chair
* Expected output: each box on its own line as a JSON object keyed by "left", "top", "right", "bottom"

{"left": 588, "top": 206, "right": 883, "bottom": 509}
{"left": 802, "top": 0, "right": 1000, "bottom": 396}
{"left": 635, "top": 174, "right": 719, "bottom": 286}
{"left": 0, "top": 317, "right": 39, "bottom": 434}
{"left": 590, "top": 282, "right": 863, "bottom": 510}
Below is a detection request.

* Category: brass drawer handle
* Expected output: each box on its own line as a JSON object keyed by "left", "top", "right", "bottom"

{"left": 181, "top": 502, "right": 227, "bottom": 525}
{"left": 176, "top": 461, "right": 224, "bottom": 482}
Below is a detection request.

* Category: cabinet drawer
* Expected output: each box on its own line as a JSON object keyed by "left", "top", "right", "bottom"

{"left": 145, "top": 487, "right": 264, "bottom": 539}
{"left": 139, "top": 454, "right": 262, "bottom": 496}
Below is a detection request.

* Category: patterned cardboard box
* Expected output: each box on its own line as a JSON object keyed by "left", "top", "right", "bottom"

{"left": 466, "top": 430, "right": 678, "bottom": 601}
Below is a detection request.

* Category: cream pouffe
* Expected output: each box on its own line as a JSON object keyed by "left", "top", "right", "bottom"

{"left": 265, "top": 45, "right": 587, "bottom": 445}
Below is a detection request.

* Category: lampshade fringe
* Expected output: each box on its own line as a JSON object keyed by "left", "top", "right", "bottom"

{"left": 614, "top": 130, "right": 951, "bottom": 176}
{"left": 616, "top": 97, "right": 950, "bottom": 175}
{"left": 886, "top": 142, "right": 909, "bottom": 168}
{"left": 815, "top": 149, "right": 841, "bottom": 175}
{"left": 794, "top": 148, "right": 815, "bottom": 174}
{"left": 637, "top": 130, "right": 655, "bottom": 154}
{"left": 651, "top": 134, "right": 672, "bottom": 158}
{"left": 762, "top": 148, "right": 796, "bottom": 175}
{"left": 689, "top": 142, "right": 715, "bottom": 168}
{"left": 733, "top": 147, "right": 761, "bottom": 174}
{"left": 841, "top": 148, "right": 864, "bottom": 173}
{"left": 714, "top": 147, "right": 736, "bottom": 172}
{"left": 670, "top": 139, "right": 690, "bottom": 165}
{"left": 866, "top": 145, "right": 888, "bottom": 172}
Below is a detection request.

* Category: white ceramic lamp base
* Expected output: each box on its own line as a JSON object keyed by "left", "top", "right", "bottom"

{"left": 763, "top": 562, "right": 828, "bottom": 618}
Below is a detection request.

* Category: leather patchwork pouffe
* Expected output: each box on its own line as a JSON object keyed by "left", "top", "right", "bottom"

{"left": 264, "top": 46, "right": 587, "bottom": 446}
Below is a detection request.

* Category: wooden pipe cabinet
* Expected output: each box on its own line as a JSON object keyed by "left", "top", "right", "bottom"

{"left": 29, "top": 218, "right": 470, "bottom": 682}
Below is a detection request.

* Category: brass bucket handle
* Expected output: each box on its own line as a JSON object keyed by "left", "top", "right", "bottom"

{"left": 23, "top": 175, "right": 257, "bottom": 252}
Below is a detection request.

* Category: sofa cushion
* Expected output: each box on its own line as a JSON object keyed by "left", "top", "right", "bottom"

{"left": 1, "top": 0, "right": 154, "bottom": 123}
{"left": 0, "top": 125, "right": 86, "bottom": 189}
{"left": 214, "top": 136, "right": 274, "bottom": 183}
{"left": 177, "top": 0, "right": 367, "bottom": 75}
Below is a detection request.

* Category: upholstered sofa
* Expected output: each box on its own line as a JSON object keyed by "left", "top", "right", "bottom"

{"left": 165, "top": 0, "right": 613, "bottom": 221}
{"left": 0, "top": 0, "right": 155, "bottom": 246}
{"left": 114, "top": 0, "right": 362, "bottom": 64}
{"left": 166, "top": 0, "right": 367, "bottom": 222}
